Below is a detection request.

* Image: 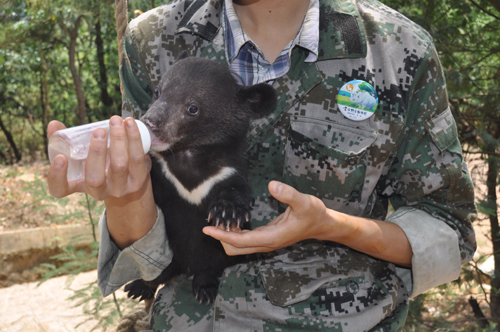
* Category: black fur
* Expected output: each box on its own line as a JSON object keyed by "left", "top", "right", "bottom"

{"left": 124, "top": 54, "right": 277, "bottom": 304}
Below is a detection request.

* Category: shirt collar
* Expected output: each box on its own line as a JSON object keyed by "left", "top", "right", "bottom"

{"left": 176, "top": 0, "right": 366, "bottom": 61}
{"left": 223, "top": 0, "right": 250, "bottom": 63}
{"left": 223, "top": 0, "right": 319, "bottom": 64}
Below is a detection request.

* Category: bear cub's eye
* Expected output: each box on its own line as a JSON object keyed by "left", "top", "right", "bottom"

{"left": 187, "top": 105, "right": 199, "bottom": 115}
{"left": 154, "top": 87, "right": 161, "bottom": 99}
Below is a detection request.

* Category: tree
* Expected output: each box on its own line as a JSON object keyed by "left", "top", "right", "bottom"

{"left": 0, "top": 0, "right": 124, "bottom": 163}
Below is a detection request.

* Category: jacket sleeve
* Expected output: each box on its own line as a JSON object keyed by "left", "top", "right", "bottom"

{"left": 382, "top": 42, "right": 477, "bottom": 297}
{"left": 97, "top": 207, "right": 173, "bottom": 297}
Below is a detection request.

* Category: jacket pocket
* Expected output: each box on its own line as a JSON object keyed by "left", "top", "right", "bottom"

{"left": 258, "top": 241, "right": 403, "bottom": 316}
{"left": 424, "top": 106, "right": 458, "bottom": 153}
{"left": 283, "top": 118, "right": 377, "bottom": 216}
{"left": 259, "top": 242, "right": 367, "bottom": 307}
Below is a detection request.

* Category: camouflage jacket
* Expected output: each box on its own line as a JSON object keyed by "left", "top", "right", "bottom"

{"left": 98, "top": 0, "right": 477, "bottom": 331}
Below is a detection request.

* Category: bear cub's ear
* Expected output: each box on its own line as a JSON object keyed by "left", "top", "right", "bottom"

{"left": 238, "top": 83, "right": 277, "bottom": 119}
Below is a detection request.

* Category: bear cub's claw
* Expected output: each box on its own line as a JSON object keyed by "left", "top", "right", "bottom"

{"left": 193, "top": 272, "right": 220, "bottom": 304}
{"left": 194, "top": 286, "right": 218, "bottom": 304}
{"left": 124, "top": 279, "right": 156, "bottom": 302}
{"left": 207, "top": 199, "right": 250, "bottom": 231}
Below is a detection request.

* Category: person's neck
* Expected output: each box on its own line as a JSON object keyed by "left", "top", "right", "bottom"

{"left": 233, "top": 0, "right": 310, "bottom": 63}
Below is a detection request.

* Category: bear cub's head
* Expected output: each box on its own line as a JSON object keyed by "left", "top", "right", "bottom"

{"left": 141, "top": 52, "right": 277, "bottom": 153}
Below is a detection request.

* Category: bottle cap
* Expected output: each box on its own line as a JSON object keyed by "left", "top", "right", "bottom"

{"left": 135, "top": 120, "right": 152, "bottom": 154}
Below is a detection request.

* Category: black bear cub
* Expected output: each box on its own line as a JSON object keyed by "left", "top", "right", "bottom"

{"left": 124, "top": 52, "right": 277, "bottom": 304}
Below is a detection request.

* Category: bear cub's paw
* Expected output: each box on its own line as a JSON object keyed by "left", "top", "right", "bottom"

{"left": 207, "top": 198, "right": 251, "bottom": 231}
{"left": 124, "top": 279, "right": 156, "bottom": 301}
{"left": 192, "top": 272, "right": 220, "bottom": 304}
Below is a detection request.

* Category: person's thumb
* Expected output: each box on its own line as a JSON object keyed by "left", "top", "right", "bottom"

{"left": 47, "top": 120, "right": 66, "bottom": 139}
{"left": 268, "top": 180, "right": 305, "bottom": 211}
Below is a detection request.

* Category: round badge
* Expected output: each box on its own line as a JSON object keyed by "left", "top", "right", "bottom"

{"left": 337, "top": 80, "right": 378, "bottom": 121}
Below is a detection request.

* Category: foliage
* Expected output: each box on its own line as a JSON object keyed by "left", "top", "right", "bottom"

{"left": 31, "top": 188, "right": 102, "bottom": 284}
{"left": 0, "top": 0, "right": 175, "bottom": 162}
{"left": 381, "top": 0, "right": 500, "bottom": 140}
{"left": 67, "top": 279, "right": 137, "bottom": 331}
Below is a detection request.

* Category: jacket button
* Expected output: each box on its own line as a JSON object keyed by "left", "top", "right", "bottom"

{"left": 347, "top": 156, "right": 357, "bottom": 165}
{"left": 346, "top": 281, "right": 360, "bottom": 294}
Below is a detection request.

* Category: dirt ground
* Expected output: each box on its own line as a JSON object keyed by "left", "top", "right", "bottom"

{"left": 0, "top": 161, "right": 101, "bottom": 288}
{"left": 0, "top": 270, "right": 117, "bottom": 332}
{"left": 0, "top": 163, "right": 144, "bottom": 332}
{"left": 0, "top": 162, "right": 87, "bottom": 232}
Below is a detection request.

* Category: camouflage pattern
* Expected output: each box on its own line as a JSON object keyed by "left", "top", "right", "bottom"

{"left": 119, "top": 0, "right": 477, "bottom": 331}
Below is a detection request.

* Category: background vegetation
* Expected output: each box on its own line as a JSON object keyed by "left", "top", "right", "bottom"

{"left": 1, "top": 0, "right": 500, "bottom": 330}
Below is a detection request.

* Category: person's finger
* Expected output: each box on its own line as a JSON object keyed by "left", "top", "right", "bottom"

{"left": 47, "top": 121, "right": 70, "bottom": 197}
{"left": 47, "top": 120, "right": 66, "bottom": 139}
{"left": 203, "top": 226, "right": 277, "bottom": 252}
{"left": 124, "top": 117, "right": 149, "bottom": 186}
{"left": 47, "top": 121, "right": 89, "bottom": 197}
{"left": 47, "top": 155, "right": 71, "bottom": 198}
{"left": 47, "top": 154, "right": 86, "bottom": 197}
{"left": 84, "top": 128, "right": 109, "bottom": 200}
{"left": 204, "top": 226, "right": 274, "bottom": 255}
{"left": 107, "top": 116, "right": 130, "bottom": 191}
{"left": 220, "top": 242, "right": 270, "bottom": 256}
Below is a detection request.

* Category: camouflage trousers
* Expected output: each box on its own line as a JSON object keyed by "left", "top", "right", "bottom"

{"left": 147, "top": 261, "right": 409, "bottom": 332}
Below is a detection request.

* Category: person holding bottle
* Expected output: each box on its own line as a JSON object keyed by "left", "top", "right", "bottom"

{"left": 47, "top": 0, "right": 477, "bottom": 330}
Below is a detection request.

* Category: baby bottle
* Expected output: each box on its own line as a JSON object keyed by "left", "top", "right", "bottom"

{"left": 48, "top": 119, "right": 151, "bottom": 182}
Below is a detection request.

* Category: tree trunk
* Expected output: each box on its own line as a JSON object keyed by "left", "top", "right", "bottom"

{"left": 0, "top": 149, "right": 7, "bottom": 163}
{"left": 60, "top": 16, "right": 87, "bottom": 125}
{"left": 486, "top": 130, "right": 500, "bottom": 328}
{"left": 69, "top": 34, "right": 87, "bottom": 125}
{"left": 469, "top": 296, "right": 489, "bottom": 328}
{"left": 95, "top": 18, "right": 114, "bottom": 118}
{"left": 0, "top": 115, "right": 22, "bottom": 163}
{"left": 484, "top": 0, "right": 500, "bottom": 15}
{"left": 39, "top": 45, "right": 50, "bottom": 159}
{"left": 488, "top": 155, "right": 500, "bottom": 328}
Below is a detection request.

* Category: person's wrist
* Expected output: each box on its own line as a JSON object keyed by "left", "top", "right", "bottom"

{"left": 105, "top": 175, "right": 156, "bottom": 248}
{"left": 104, "top": 174, "right": 153, "bottom": 208}
{"left": 315, "top": 209, "right": 361, "bottom": 244}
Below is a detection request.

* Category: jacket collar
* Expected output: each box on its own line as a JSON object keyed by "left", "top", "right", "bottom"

{"left": 176, "top": 0, "right": 224, "bottom": 40}
{"left": 175, "top": 0, "right": 367, "bottom": 60}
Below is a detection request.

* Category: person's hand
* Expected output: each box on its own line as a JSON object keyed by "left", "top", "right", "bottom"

{"left": 202, "top": 181, "right": 342, "bottom": 255}
{"left": 47, "top": 116, "right": 157, "bottom": 248}
{"left": 203, "top": 181, "right": 413, "bottom": 266}
{"left": 47, "top": 116, "right": 152, "bottom": 201}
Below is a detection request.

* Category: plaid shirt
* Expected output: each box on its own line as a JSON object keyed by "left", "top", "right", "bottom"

{"left": 223, "top": 0, "right": 319, "bottom": 86}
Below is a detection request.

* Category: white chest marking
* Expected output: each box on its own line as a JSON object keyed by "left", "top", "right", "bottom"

{"left": 156, "top": 157, "right": 236, "bottom": 205}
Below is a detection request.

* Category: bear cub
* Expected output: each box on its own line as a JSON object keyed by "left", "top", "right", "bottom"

{"left": 124, "top": 52, "right": 277, "bottom": 304}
